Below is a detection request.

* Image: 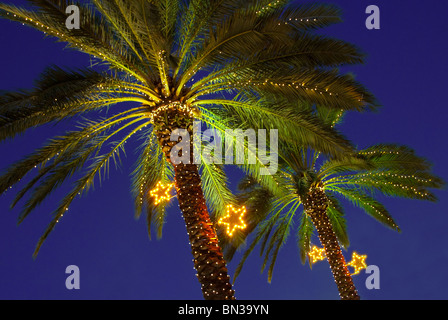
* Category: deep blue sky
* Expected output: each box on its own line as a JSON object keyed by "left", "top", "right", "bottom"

{"left": 0, "top": 0, "right": 447, "bottom": 300}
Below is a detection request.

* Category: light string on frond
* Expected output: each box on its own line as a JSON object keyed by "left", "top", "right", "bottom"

{"left": 325, "top": 173, "right": 432, "bottom": 199}
{"left": 32, "top": 119, "right": 152, "bottom": 257}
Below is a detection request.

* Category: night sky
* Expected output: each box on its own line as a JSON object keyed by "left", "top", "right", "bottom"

{"left": 0, "top": 0, "right": 447, "bottom": 300}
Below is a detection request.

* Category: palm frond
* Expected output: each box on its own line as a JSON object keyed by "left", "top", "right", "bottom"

{"left": 319, "top": 156, "right": 373, "bottom": 179}
{"left": 273, "top": 3, "right": 343, "bottom": 31}
{"left": 326, "top": 193, "right": 349, "bottom": 249}
{"left": 231, "top": 206, "right": 280, "bottom": 282}
{"left": 199, "top": 161, "right": 235, "bottom": 219}
{"left": 325, "top": 144, "right": 444, "bottom": 201}
{"left": 358, "top": 144, "right": 436, "bottom": 172}
{"left": 327, "top": 186, "right": 400, "bottom": 232}
{"left": 196, "top": 96, "right": 355, "bottom": 161}
{"left": 0, "top": 2, "right": 151, "bottom": 83}
{"left": 297, "top": 211, "right": 313, "bottom": 265}
{"left": 155, "top": 0, "right": 180, "bottom": 41}
{"left": 198, "top": 108, "right": 289, "bottom": 201}
{"left": 32, "top": 118, "right": 150, "bottom": 257}
{"left": 131, "top": 127, "right": 174, "bottom": 239}
{"left": 192, "top": 67, "right": 377, "bottom": 112}
{"left": 17, "top": 115, "right": 148, "bottom": 223}
{"left": 176, "top": 0, "right": 250, "bottom": 79}
{"left": 261, "top": 201, "right": 299, "bottom": 282}
{"left": 0, "top": 66, "right": 153, "bottom": 142}
{"left": 0, "top": 106, "right": 146, "bottom": 198}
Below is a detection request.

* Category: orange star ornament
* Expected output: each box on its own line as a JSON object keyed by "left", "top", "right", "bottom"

{"left": 218, "top": 204, "right": 247, "bottom": 237}
{"left": 308, "top": 245, "right": 327, "bottom": 265}
{"left": 346, "top": 251, "right": 368, "bottom": 275}
{"left": 149, "top": 181, "right": 175, "bottom": 205}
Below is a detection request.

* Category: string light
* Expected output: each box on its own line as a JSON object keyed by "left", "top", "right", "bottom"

{"left": 328, "top": 172, "right": 431, "bottom": 199}
{"left": 150, "top": 101, "right": 196, "bottom": 122}
{"left": 346, "top": 251, "right": 368, "bottom": 276}
{"left": 359, "top": 150, "right": 401, "bottom": 156}
{"left": 217, "top": 204, "right": 247, "bottom": 237}
{"left": 256, "top": 0, "right": 282, "bottom": 15}
{"left": 149, "top": 181, "right": 175, "bottom": 205}
{"left": 219, "top": 79, "right": 362, "bottom": 103}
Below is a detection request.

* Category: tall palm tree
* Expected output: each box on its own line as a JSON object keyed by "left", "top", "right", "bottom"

{"left": 223, "top": 109, "right": 444, "bottom": 300}
{"left": 0, "top": 1, "right": 377, "bottom": 299}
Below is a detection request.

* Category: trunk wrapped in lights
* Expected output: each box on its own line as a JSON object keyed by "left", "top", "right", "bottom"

{"left": 303, "top": 183, "right": 360, "bottom": 300}
{"left": 152, "top": 102, "right": 235, "bottom": 300}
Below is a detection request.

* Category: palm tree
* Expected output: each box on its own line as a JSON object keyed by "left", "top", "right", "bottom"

{"left": 0, "top": 1, "right": 377, "bottom": 299}
{"left": 223, "top": 109, "right": 444, "bottom": 300}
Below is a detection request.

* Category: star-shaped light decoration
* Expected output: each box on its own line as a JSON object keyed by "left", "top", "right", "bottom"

{"left": 218, "top": 204, "right": 247, "bottom": 237}
{"left": 346, "top": 251, "right": 368, "bottom": 275}
{"left": 308, "top": 245, "right": 327, "bottom": 265}
{"left": 149, "top": 181, "right": 175, "bottom": 205}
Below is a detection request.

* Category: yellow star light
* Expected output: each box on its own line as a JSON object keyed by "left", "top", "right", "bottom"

{"left": 346, "top": 251, "right": 368, "bottom": 275}
{"left": 218, "top": 204, "right": 247, "bottom": 237}
{"left": 308, "top": 245, "right": 327, "bottom": 264}
{"left": 149, "top": 181, "right": 175, "bottom": 205}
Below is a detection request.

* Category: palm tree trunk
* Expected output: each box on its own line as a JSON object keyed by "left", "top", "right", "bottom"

{"left": 154, "top": 104, "right": 235, "bottom": 300}
{"left": 174, "top": 162, "right": 235, "bottom": 300}
{"left": 303, "top": 185, "right": 360, "bottom": 300}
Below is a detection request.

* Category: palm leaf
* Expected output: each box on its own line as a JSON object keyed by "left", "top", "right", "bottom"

{"left": 326, "top": 193, "right": 349, "bottom": 249}
{"left": 32, "top": 118, "right": 150, "bottom": 257}
{"left": 327, "top": 186, "right": 400, "bottom": 232}
{"left": 297, "top": 211, "right": 313, "bottom": 265}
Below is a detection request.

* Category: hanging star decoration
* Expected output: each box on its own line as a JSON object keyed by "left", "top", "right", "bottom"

{"left": 218, "top": 204, "right": 247, "bottom": 237}
{"left": 149, "top": 181, "right": 175, "bottom": 205}
{"left": 308, "top": 245, "right": 326, "bottom": 265}
{"left": 346, "top": 251, "right": 368, "bottom": 275}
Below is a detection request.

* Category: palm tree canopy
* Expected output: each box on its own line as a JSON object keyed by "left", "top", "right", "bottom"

{"left": 222, "top": 109, "right": 444, "bottom": 283}
{"left": 0, "top": 0, "right": 378, "bottom": 256}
